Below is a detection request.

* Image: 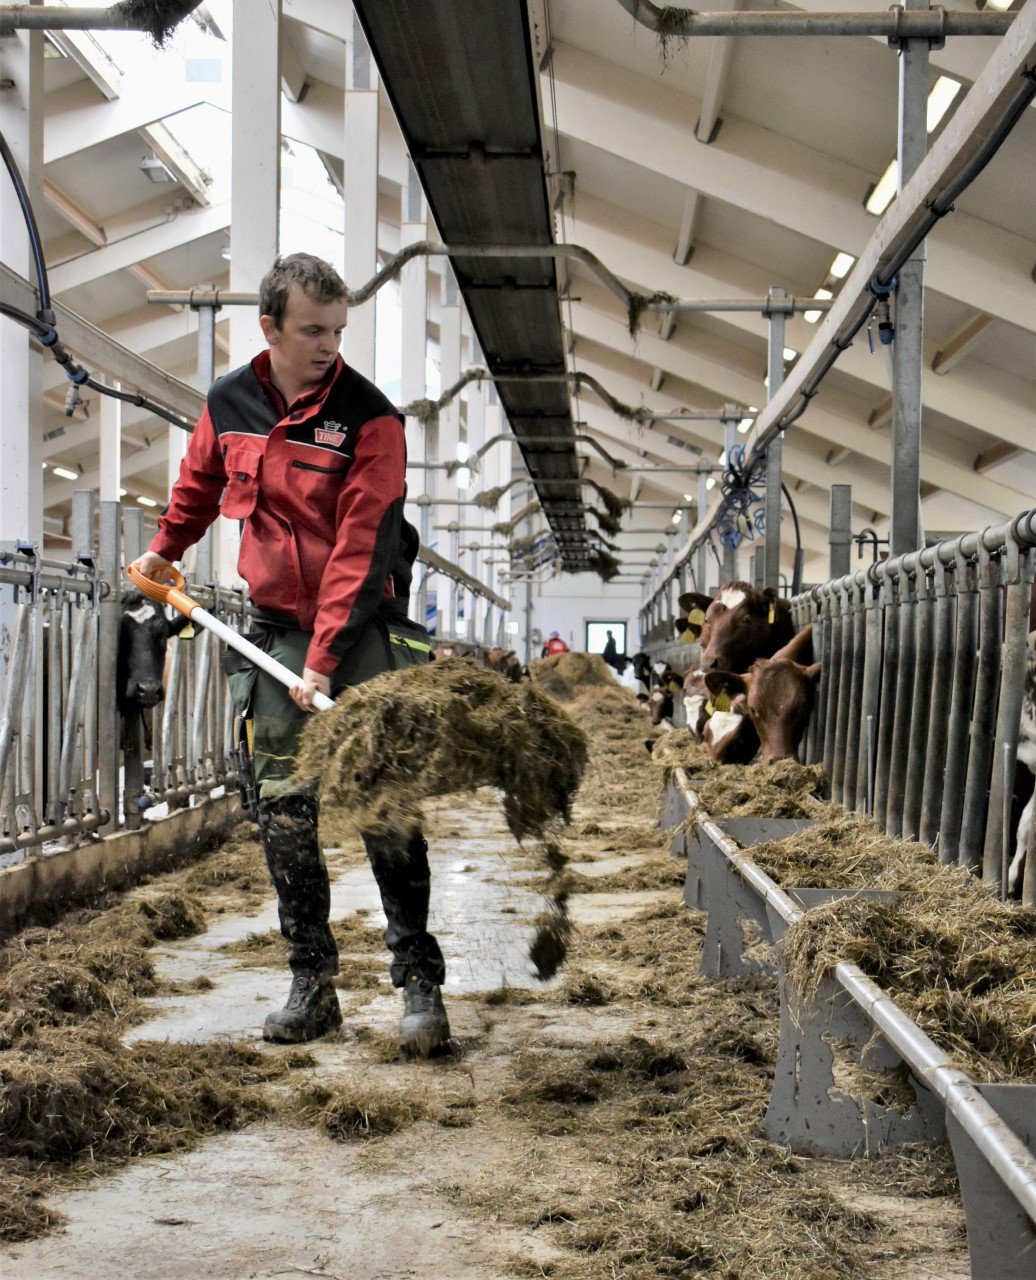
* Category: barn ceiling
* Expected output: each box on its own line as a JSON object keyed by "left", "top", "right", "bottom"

{"left": 16, "top": 0, "right": 1036, "bottom": 585}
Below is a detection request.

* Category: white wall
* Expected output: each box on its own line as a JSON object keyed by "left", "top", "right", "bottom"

{"left": 526, "top": 571, "right": 643, "bottom": 660}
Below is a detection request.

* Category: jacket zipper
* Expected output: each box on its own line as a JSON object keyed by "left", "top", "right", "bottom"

{"left": 291, "top": 459, "right": 346, "bottom": 475}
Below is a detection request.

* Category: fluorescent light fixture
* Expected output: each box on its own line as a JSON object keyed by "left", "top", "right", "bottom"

{"left": 804, "top": 287, "right": 834, "bottom": 325}
{"left": 738, "top": 418, "right": 753, "bottom": 433}
{"left": 41, "top": 461, "right": 48, "bottom": 469}
{"left": 980, "top": 0, "right": 1013, "bottom": 12}
{"left": 830, "top": 252, "right": 855, "bottom": 279}
{"left": 119, "top": 488, "right": 128, "bottom": 497}
{"left": 717, "top": 449, "right": 726, "bottom": 464}
{"left": 136, "top": 495, "right": 159, "bottom": 507}
{"left": 682, "top": 492, "right": 694, "bottom": 502}
{"left": 783, "top": 347, "right": 797, "bottom": 362}
{"left": 865, "top": 159, "right": 898, "bottom": 216}
{"left": 927, "top": 76, "right": 961, "bottom": 132}
{"left": 671, "top": 512, "right": 681, "bottom": 525}
{"left": 705, "top": 476, "right": 716, "bottom": 491}
{"left": 52, "top": 466, "right": 79, "bottom": 481}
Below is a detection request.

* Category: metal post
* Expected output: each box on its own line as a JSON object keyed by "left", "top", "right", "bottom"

{"left": 416, "top": 494, "right": 431, "bottom": 634}
{"left": 938, "top": 550, "right": 978, "bottom": 864}
{"left": 959, "top": 546, "right": 1003, "bottom": 872}
{"left": 697, "top": 471, "right": 709, "bottom": 593}
{"left": 96, "top": 501, "right": 120, "bottom": 833}
{"left": 889, "top": 0, "right": 929, "bottom": 557}
{"left": 829, "top": 485, "right": 853, "bottom": 580}
{"left": 763, "top": 292, "right": 785, "bottom": 590}
{"left": 982, "top": 543, "right": 1034, "bottom": 891}
{"left": 71, "top": 491, "right": 95, "bottom": 561}
{"left": 723, "top": 417, "right": 737, "bottom": 583}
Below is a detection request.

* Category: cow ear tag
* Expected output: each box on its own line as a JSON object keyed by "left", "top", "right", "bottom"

{"left": 680, "top": 629, "right": 697, "bottom": 643}
{"left": 713, "top": 690, "right": 732, "bottom": 712}
{"left": 767, "top": 603, "right": 775, "bottom": 624}
{"left": 179, "top": 623, "right": 195, "bottom": 639}
{"left": 688, "top": 607, "right": 706, "bottom": 626}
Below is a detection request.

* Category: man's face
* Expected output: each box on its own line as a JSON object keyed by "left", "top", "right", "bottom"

{"left": 260, "top": 283, "right": 348, "bottom": 391}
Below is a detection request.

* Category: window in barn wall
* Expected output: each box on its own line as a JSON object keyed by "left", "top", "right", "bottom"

{"left": 586, "top": 622, "right": 627, "bottom": 657}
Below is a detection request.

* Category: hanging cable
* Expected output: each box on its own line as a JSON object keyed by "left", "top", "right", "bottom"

{"left": 0, "top": 127, "right": 194, "bottom": 432}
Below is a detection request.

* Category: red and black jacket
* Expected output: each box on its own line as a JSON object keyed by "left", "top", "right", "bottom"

{"left": 150, "top": 352, "right": 420, "bottom": 676}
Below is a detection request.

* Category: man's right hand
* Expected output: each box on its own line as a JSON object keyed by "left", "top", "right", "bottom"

{"left": 129, "top": 551, "right": 179, "bottom": 585}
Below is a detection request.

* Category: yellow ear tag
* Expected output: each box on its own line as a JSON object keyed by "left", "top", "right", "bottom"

{"left": 767, "top": 604, "right": 775, "bottom": 624}
{"left": 179, "top": 623, "right": 195, "bottom": 639}
{"left": 713, "top": 691, "right": 732, "bottom": 712}
{"left": 680, "top": 629, "right": 697, "bottom": 643}
{"left": 688, "top": 607, "right": 706, "bottom": 627}
{"left": 705, "top": 699, "right": 715, "bottom": 716}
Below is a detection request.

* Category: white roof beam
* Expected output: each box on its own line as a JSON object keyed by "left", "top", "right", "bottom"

{"left": 280, "top": 23, "right": 310, "bottom": 103}
{"left": 44, "top": 76, "right": 219, "bottom": 165}
{"left": 283, "top": 0, "right": 350, "bottom": 43}
{"left": 550, "top": 41, "right": 1036, "bottom": 335}
{"left": 47, "top": 202, "right": 230, "bottom": 294}
{"left": 567, "top": 196, "right": 1035, "bottom": 450}
{"left": 782, "top": 0, "right": 1034, "bottom": 109}
{"left": 576, "top": 400, "right": 833, "bottom": 562}
{"left": 932, "top": 313, "right": 993, "bottom": 374}
{"left": 695, "top": 0, "right": 744, "bottom": 144}
{"left": 575, "top": 349, "right": 894, "bottom": 516}
{"left": 569, "top": 292, "right": 1033, "bottom": 518}
{"left": 43, "top": 180, "right": 105, "bottom": 246}
{"left": 44, "top": 437, "right": 169, "bottom": 507}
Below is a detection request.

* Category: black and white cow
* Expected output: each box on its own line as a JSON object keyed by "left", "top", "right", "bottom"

{"left": 1009, "top": 630, "right": 1036, "bottom": 895}
{"left": 117, "top": 590, "right": 192, "bottom": 717}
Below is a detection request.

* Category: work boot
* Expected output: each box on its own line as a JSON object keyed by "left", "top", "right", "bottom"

{"left": 398, "top": 974, "right": 451, "bottom": 1058}
{"left": 263, "top": 971, "right": 342, "bottom": 1044}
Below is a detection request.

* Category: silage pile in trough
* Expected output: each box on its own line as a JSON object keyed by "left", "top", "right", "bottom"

{"left": 781, "top": 859, "right": 1036, "bottom": 1082}
{"left": 747, "top": 813, "right": 938, "bottom": 891}
{"left": 295, "top": 661, "right": 587, "bottom": 843}
{"left": 691, "top": 759, "right": 830, "bottom": 819}
{"left": 650, "top": 727, "right": 712, "bottom": 777}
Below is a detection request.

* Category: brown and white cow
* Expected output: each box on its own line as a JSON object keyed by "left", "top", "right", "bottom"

{"left": 646, "top": 665, "right": 683, "bottom": 726}
{"left": 1009, "top": 630, "right": 1036, "bottom": 895}
{"left": 700, "top": 627, "right": 819, "bottom": 766}
{"left": 485, "top": 646, "right": 523, "bottom": 683}
{"left": 679, "top": 581, "right": 795, "bottom": 674}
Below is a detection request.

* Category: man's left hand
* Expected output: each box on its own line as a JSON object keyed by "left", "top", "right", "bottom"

{"left": 289, "top": 667, "right": 331, "bottom": 713}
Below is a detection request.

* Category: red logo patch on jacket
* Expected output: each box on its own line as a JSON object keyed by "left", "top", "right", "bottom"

{"left": 315, "top": 423, "right": 346, "bottom": 447}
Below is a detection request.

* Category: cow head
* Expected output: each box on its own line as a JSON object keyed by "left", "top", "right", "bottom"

{"left": 699, "top": 671, "right": 760, "bottom": 764}
{"left": 677, "top": 592, "right": 712, "bottom": 643}
{"left": 117, "top": 590, "right": 192, "bottom": 714}
{"left": 681, "top": 668, "right": 711, "bottom": 740}
{"left": 486, "top": 646, "right": 522, "bottom": 682}
{"left": 703, "top": 628, "right": 819, "bottom": 765}
{"left": 696, "top": 581, "right": 795, "bottom": 673}
{"left": 646, "top": 666, "right": 683, "bottom": 726}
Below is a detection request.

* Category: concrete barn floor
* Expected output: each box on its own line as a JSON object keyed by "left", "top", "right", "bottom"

{"left": 0, "top": 776, "right": 972, "bottom": 1280}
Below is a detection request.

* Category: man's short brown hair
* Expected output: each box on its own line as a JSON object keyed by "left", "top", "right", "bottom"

{"left": 259, "top": 253, "right": 347, "bottom": 329}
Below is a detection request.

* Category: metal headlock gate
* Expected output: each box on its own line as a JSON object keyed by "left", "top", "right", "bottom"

{"left": 662, "top": 769, "right": 1036, "bottom": 1280}
{"left": 795, "top": 507, "right": 1036, "bottom": 907}
{"left": 0, "top": 494, "right": 508, "bottom": 883}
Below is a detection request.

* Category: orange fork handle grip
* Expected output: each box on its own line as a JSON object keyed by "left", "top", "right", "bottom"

{"left": 126, "top": 564, "right": 199, "bottom": 619}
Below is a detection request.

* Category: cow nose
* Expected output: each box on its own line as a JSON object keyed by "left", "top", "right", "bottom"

{"left": 132, "top": 681, "right": 164, "bottom": 707}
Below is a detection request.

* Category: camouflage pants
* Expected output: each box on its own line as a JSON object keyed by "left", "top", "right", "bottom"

{"left": 226, "top": 617, "right": 445, "bottom": 985}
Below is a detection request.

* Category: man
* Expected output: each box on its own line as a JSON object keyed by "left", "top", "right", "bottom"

{"left": 131, "top": 253, "right": 449, "bottom": 1056}
{"left": 541, "top": 631, "right": 569, "bottom": 658}
{"left": 601, "top": 629, "right": 619, "bottom": 671}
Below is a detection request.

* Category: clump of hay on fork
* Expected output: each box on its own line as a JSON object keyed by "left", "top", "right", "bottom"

{"left": 295, "top": 664, "right": 587, "bottom": 980}
{"left": 295, "top": 663, "right": 587, "bottom": 843}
